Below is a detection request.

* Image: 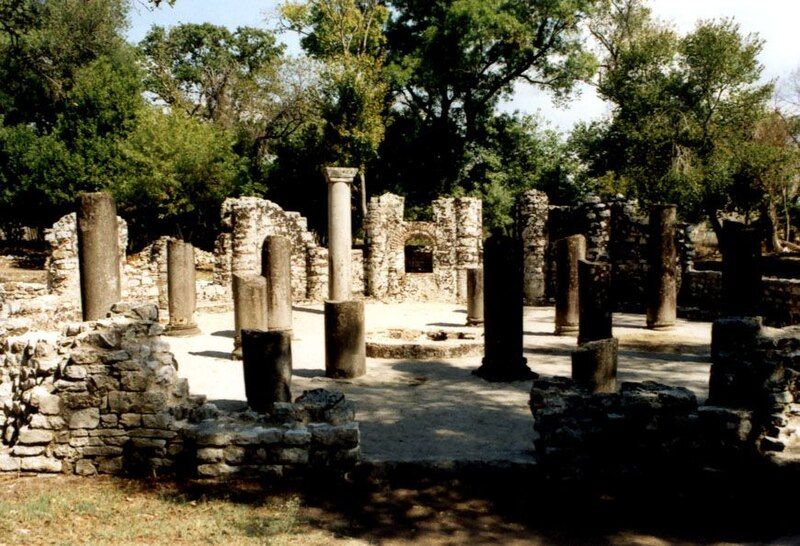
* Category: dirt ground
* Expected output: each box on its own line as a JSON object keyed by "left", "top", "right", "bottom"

{"left": 168, "top": 302, "right": 712, "bottom": 464}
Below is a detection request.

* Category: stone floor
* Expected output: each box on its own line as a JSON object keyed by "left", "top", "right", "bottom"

{"left": 167, "top": 303, "right": 712, "bottom": 464}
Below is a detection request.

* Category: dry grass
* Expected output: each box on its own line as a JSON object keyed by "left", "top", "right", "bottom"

{"left": 0, "top": 476, "right": 354, "bottom": 546}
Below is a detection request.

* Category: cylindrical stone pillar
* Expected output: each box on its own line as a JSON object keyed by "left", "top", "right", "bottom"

{"left": 474, "top": 234, "right": 534, "bottom": 382}
{"left": 261, "top": 235, "right": 293, "bottom": 331}
{"left": 77, "top": 192, "right": 121, "bottom": 321}
{"left": 554, "top": 235, "right": 586, "bottom": 336}
{"left": 578, "top": 259, "right": 612, "bottom": 344}
{"left": 572, "top": 337, "right": 618, "bottom": 393}
{"left": 324, "top": 300, "right": 366, "bottom": 378}
{"left": 646, "top": 204, "right": 677, "bottom": 330}
{"left": 165, "top": 240, "right": 200, "bottom": 336}
{"left": 466, "top": 267, "right": 484, "bottom": 326}
{"left": 325, "top": 167, "right": 358, "bottom": 301}
{"left": 721, "top": 220, "right": 762, "bottom": 317}
{"left": 241, "top": 328, "right": 292, "bottom": 412}
{"left": 232, "top": 274, "right": 268, "bottom": 360}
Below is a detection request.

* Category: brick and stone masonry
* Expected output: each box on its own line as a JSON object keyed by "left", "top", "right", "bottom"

{"left": 517, "top": 190, "right": 549, "bottom": 305}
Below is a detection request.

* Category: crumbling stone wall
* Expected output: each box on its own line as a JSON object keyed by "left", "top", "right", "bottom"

{"left": 214, "top": 197, "right": 364, "bottom": 302}
{"left": 365, "top": 193, "right": 482, "bottom": 302}
{"left": 0, "top": 304, "right": 360, "bottom": 477}
{"left": 518, "top": 190, "right": 549, "bottom": 305}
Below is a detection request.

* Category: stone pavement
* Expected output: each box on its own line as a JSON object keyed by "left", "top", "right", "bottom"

{"left": 167, "top": 303, "right": 711, "bottom": 463}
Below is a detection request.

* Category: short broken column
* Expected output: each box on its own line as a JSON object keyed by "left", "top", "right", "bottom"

{"left": 165, "top": 240, "right": 200, "bottom": 337}
{"left": 720, "top": 220, "right": 762, "bottom": 317}
{"left": 578, "top": 259, "right": 612, "bottom": 344}
{"left": 554, "top": 235, "right": 586, "bottom": 336}
{"left": 325, "top": 300, "right": 366, "bottom": 378}
{"left": 474, "top": 234, "right": 534, "bottom": 382}
{"left": 241, "top": 328, "right": 292, "bottom": 412}
{"left": 261, "top": 235, "right": 293, "bottom": 331}
{"left": 325, "top": 167, "right": 358, "bottom": 301}
{"left": 572, "top": 338, "right": 618, "bottom": 393}
{"left": 646, "top": 204, "right": 677, "bottom": 330}
{"left": 232, "top": 274, "right": 268, "bottom": 360}
{"left": 465, "top": 267, "right": 484, "bottom": 326}
{"left": 77, "top": 192, "right": 121, "bottom": 321}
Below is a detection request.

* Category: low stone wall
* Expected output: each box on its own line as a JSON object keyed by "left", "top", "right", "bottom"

{"left": 0, "top": 282, "right": 49, "bottom": 302}
{"left": 680, "top": 270, "right": 800, "bottom": 326}
{"left": 530, "top": 317, "right": 800, "bottom": 481}
{"left": 0, "top": 304, "right": 360, "bottom": 478}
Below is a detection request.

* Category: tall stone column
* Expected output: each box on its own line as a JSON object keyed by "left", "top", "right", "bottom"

{"left": 77, "top": 192, "right": 121, "bottom": 321}
{"left": 165, "top": 240, "right": 200, "bottom": 336}
{"left": 232, "top": 274, "right": 268, "bottom": 360}
{"left": 517, "top": 190, "right": 549, "bottom": 305}
{"left": 466, "top": 267, "right": 484, "bottom": 326}
{"left": 646, "top": 204, "right": 677, "bottom": 330}
{"left": 241, "top": 328, "right": 292, "bottom": 412}
{"left": 474, "top": 234, "right": 535, "bottom": 382}
{"left": 261, "top": 235, "right": 293, "bottom": 331}
{"left": 325, "top": 300, "right": 366, "bottom": 378}
{"left": 325, "top": 167, "right": 358, "bottom": 301}
{"left": 720, "top": 220, "right": 762, "bottom": 317}
{"left": 554, "top": 235, "right": 586, "bottom": 336}
{"left": 578, "top": 259, "right": 612, "bottom": 344}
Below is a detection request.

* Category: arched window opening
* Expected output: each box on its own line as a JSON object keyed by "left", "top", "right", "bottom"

{"left": 405, "top": 234, "right": 434, "bottom": 273}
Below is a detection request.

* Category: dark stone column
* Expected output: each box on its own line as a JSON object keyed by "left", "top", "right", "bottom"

{"left": 232, "top": 274, "right": 268, "bottom": 360}
{"left": 325, "top": 300, "right": 366, "bottom": 378}
{"left": 77, "top": 192, "right": 121, "bottom": 321}
{"left": 165, "top": 240, "right": 200, "bottom": 336}
{"left": 578, "top": 259, "right": 612, "bottom": 344}
{"left": 646, "top": 204, "right": 677, "bottom": 330}
{"left": 474, "top": 234, "right": 535, "bottom": 382}
{"left": 572, "top": 338, "right": 618, "bottom": 393}
{"left": 261, "top": 235, "right": 293, "bottom": 331}
{"left": 720, "top": 220, "right": 762, "bottom": 317}
{"left": 466, "top": 267, "right": 484, "bottom": 326}
{"left": 241, "top": 328, "right": 292, "bottom": 412}
{"left": 554, "top": 235, "right": 586, "bottom": 336}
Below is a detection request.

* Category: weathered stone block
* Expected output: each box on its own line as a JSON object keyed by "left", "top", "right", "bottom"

{"left": 69, "top": 408, "right": 100, "bottom": 430}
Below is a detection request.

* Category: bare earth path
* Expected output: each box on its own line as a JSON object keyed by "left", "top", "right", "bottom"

{"left": 167, "top": 303, "right": 711, "bottom": 464}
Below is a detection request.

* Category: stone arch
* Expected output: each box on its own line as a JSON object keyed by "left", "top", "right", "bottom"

{"left": 403, "top": 222, "right": 436, "bottom": 274}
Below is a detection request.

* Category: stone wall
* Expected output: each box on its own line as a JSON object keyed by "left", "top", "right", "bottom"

{"left": 680, "top": 270, "right": 800, "bottom": 326}
{"left": 214, "top": 197, "right": 364, "bottom": 303}
{"left": 518, "top": 190, "right": 549, "bottom": 305}
{"left": 529, "top": 317, "right": 800, "bottom": 480}
{"left": 0, "top": 304, "right": 359, "bottom": 478}
{"left": 365, "top": 193, "right": 482, "bottom": 302}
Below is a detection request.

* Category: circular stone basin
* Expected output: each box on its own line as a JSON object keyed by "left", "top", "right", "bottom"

{"left": 366, "top": 328, "right": 484, "bottom": 359}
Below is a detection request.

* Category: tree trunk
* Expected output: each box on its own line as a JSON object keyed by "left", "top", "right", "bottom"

{"left": 358, "top": 169, "right": 368, "bottom": 219}
{"left": 762, "top": 199, "right": 783, "bottom": 254}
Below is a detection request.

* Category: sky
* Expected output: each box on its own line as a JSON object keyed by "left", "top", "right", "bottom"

{"left": 127, "top": 0, "right": 800, "bottom": 132}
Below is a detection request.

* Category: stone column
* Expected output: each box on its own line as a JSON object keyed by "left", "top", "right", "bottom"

{"left": 572, "top": 338, "right": 618, "bottom": 393}
{"left": 554, "top": 235, "right": 586, "bottom": 336}
{"left": 325, "top": 300, "right": 366, "bottom": 378}
{"left": 720, "top": 220, "right": 762, "bottom": 317}
{"left": 165, "top": 240, "right": 200, "bottom": 336}
{"left": 474, "top": 234, "right": 535, "bottom": 382}
{"left": 232, "top": 274, "right": 268, "bottom": 360}
{"left": 466, "top": 267, "right": 484, "bottom": 326}
{"left": 646, "top": 204, "right": 677, "bottom": 330}
{"left": 517, "top": 190, "right": 549, "bottom": 305}
{"left": 325, "top": 167, "right": 358, "bottom": 301}
{"left": 77, "top": 192, "right": 121, "bottom": 321}
{"left": 578, "top": 259, "right": 612, "bottom": 344}
{"left": 261, "top": 235, "right": 293, "bottom": 331}
{"left": 241, "top": 328, "right": 292, "bottom": 412}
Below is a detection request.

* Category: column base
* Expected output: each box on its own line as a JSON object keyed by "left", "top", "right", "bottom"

{"left": 554, "top": 324, "right": 579, "bottom": 336}
{"left": 646, "top": 321, "right": 676, "bottom": 331}
{"left": 466, "top": 318, "right": 484, "bottom": 326}
{"left": 231, "top": 348, "right": 243, "bottom": 361}
{"left": 473, "top": 358, "right": 537, "bottom": 382}
{"left": 164, "top": 323, "right": 201, "bottom": 337}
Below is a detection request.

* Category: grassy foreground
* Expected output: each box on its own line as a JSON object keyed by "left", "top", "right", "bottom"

{"left": 0, "top": 476, "right": 347, "bottom": 546}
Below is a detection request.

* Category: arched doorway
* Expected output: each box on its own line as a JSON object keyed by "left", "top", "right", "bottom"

{"left": 404, "top": 233, "right": 434, "bottom": 273}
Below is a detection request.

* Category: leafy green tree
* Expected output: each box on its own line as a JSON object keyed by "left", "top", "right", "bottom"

{"left": 116, "top": 108, "right": 246, "bottom": 248}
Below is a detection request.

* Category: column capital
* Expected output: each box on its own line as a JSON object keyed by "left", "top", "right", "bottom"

{"left": 324, "top": 167, "right": 359, "bottom": 185}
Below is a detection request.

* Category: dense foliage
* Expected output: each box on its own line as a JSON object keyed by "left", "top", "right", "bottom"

{"left": 0, "top": 0, "right": 797, "bottom": 249}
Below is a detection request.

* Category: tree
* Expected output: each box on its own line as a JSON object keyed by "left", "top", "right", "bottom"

{"left": 577, "top": 4, "right": 774, "bottom": 240}
{"left": 281, "top": 0, "right": 390, "bottom": 217}
{"left": 382, "top": 0, "right": 601, "bottom": 195}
